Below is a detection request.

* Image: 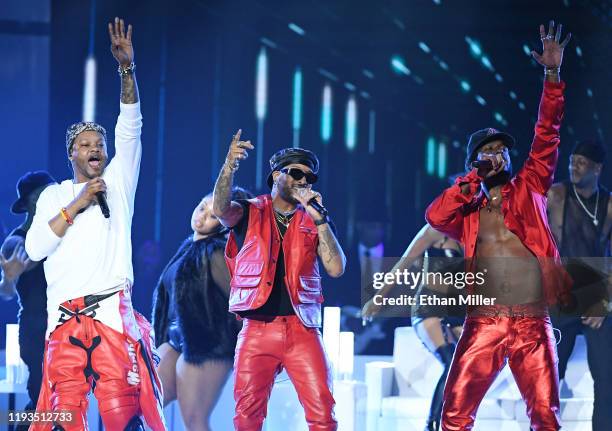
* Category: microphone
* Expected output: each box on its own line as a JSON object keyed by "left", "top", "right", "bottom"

{"left": 96, "top": 192, "right": 110, "bottom": 218}
{"left": 471, "top": 159, "right": 493, "bottom": 169}
{"left": 308, "top": 197, "right": 329, "bottom": 217}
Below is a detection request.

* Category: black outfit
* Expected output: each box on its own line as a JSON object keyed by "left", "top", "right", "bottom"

{"left": 553, "top": 182, "right": 611, "bottom": 431}
{"left": 11, "top": 228, "right": 47, "bottom": 413}
{"left": 411, "top": 247, "right": 466, "bottom": 328}
{"left": 152, "top": 234, "right": 239, "bottom": 363}
{"left": 410, "top": 245, "right": 465, "bottom": 431}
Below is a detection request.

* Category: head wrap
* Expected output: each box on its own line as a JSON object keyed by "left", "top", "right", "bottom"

{"left": 65, "top": 122, "right": 107, "bottom": 156}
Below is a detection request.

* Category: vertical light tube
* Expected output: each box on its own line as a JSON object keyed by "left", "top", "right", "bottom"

{"left": 82, "top": 0, "right": 97, "bottom": 121}
{"left": 321, "top": 84, "right": 332, "bottom": 143}
{"left": 438, "top": 142, "right": 447, "bottom": 179}
{"left": 82, "top": 56, "right": 97, "bottom": 122}
{"left": 426, "top": 137, "right": 436, "bottom": 175}
{"left": 292, "top": 67, "right": 302, "bottom": 148}
{"left": 345, "top": 96, "right": 357, "bottom": 151}
{"left": 368, "top": 110, "right": 376, "bottom": 154}
{"left": 255, "top": 47, "right": 268, "bottom": 189}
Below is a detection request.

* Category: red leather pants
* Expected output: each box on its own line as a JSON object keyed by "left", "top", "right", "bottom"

{"left": 37, "top": 297, "right": 142, "bottom": 430}
{"left": 233, "top": 315, "right": 337, "bottom": 431}
{"left": 442, "top": 304, "right": 560, "bottom": 431}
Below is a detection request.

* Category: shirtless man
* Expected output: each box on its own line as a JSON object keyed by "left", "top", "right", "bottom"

{"left": 547, "top": 139, "right": 611, "bottom": 430}
{"left": 426, "top": 21, "right": 572, "bottom": 430}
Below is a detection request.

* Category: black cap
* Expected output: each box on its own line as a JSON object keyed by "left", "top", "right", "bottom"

{"left": 571, "top": 140, "right": 606, "bottom": 164}
{"left": 11, "top": 171, "right": 56, "bottom": 214}
{"left": 465, "top": 127, "right": 515, "bottom": 170}
{"left": 266, "top": 148, "right": 320, "bottom": 188}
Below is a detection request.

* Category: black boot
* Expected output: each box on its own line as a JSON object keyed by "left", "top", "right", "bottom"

{"left": 425, "top": 343, "right": 456, "bottom": 431}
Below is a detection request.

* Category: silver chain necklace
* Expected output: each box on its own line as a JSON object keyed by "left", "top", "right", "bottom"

{"left": 572, "top": 184, "right": 599, "bottom": 226}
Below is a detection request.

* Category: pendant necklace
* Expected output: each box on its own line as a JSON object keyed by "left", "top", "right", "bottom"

{"left": 572, "top": 184, "right": 599, "bottom": 226}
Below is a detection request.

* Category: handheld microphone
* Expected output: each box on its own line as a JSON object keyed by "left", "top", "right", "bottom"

{"left": 96, "top": 192, "right": 110, "bottom": 218}
{"left": 471, "top": 159, "right": 493, "bottom": 169}
{"left": 307, "top": 197, "right": 329, "bottom": 217}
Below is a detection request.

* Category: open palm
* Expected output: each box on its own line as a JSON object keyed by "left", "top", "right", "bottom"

{"left": 108, "top": 17, "right": 133, "bottom": 65}
{"left": 531, "top": 21, "right": 571, "bottom": 69}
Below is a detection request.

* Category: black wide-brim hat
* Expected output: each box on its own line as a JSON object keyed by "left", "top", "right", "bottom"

{"left": 11, "top": 171, "right": 56, "bottom": 214}
{"left": 465, "top": 127, "right": 516, "bottom": 170}
{"left": 266, "top": 148, "right": 320, "bottom": 188}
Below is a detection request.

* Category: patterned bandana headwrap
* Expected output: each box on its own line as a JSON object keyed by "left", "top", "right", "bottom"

{"left": 65, "top": 122, "right": 107, "bottom": 156}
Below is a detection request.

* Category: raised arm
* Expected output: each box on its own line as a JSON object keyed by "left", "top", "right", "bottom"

{"left": 520, "top": 21, "right": 571, "bottom": 195}
{"left": 361, "top": 224, "right": 441, "bottom": 319}
{"left": 108, "top": 17, "right": 139, "bottom": 104}
{"left": 212, "top": 130, "right": 254, "bottom": 228}
{"left": 107, "top": 17, "right": 142, "bottom": 195}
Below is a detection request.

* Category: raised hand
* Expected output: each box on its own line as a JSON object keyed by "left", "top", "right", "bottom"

{"left": 225, "top": 130, "right": 254, "bottom": 172}
{"left": 108, "top": 17, "right": 134, "bottom": 66}
{"left": 531, "top": 20, "right": 571, "bottom": 69}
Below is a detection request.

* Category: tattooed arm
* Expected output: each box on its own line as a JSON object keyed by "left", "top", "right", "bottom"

{"left": 316, "top": 222, "right": 346, "bottom": 278}
{"left": 213, "top": 130, "right": 254, "bottom": 227}
{"left": 108, "top": 17, "right": 139, "bottom": 104}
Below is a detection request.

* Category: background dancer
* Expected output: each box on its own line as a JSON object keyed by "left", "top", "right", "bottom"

{"left": 426, "top": 21, "right": 572, "bottom": 430}
{"left": 0, "top": 171, "right": 56, "bottom": 430}
{"left": 25, "top": 18, "right": 165, "bottom": 430}
{"left": 362, "top": 223, "right": 464, "bottom": 431}
{"left": 547, "top": 139, "right": 612, "bottom": 430}
{"left": 153, "top": 186, "right": 252, "bottom": 431}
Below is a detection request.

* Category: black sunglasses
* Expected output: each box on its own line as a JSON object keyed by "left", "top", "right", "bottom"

{"left": 280, "top": 168, "right": 318, "bottom": 184}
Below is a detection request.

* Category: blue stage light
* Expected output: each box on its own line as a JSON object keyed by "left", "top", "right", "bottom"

{"left": 292, "top": 67, "right": 303, "bottom": 147}
{"left": 438, "top": 142, "right": 447, "bottom": 179}
{"left": 426, "top": 137, "right": 436, "bottom": 175}
{"left": 481, "top": 56, "right": 493, "bottom": 71}
{"left": 391, "top": 55, "right": 411, "bottom": 75}
{"left": 288, "top": 23, "right": 305, "bottom": 36}
{"left": 576, "top": 46, "right": 582, "bottom": 57}
{"left": 475, "top": 95, "right": 486, "bottom": 106}
{"left": 460, "top": 80, "right": 471, "bottom": 92}
{"left": 256, "top": 47, "right": 268, "bottom": 121}
{"left": 418, "top": 42, "right": 431, "bottom": 53}
{"left": 345, "top": 96, "right": 357, "bottom": 151}
{"left": 321, "top": 84, "right": 332, "bottom": 143}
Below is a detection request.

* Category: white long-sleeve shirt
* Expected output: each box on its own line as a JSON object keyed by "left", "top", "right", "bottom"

{"left": 25, "top": 102, "right": 142, "bottom": 336}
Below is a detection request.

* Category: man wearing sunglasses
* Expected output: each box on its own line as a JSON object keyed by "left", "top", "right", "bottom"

{"left": 213, "top": 131, "right": 346, "bottom": 431}
{"left": 426, "top": 21, "right": 573, "bottom": 430}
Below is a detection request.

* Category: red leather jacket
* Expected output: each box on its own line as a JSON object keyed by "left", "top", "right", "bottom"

{"left": 225, "top": 194, "right": 324, "bottom": 327}
{"left": 426, "top": 81, "right": 572, "bottom": 306}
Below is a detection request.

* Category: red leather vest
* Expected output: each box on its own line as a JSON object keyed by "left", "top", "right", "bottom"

{"left": 225, "top": 194, "right": 323, "bottom": 327}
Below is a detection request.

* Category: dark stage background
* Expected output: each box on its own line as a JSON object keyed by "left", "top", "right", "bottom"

{"left": 1, "top": 0, "right": 611, "bottom": 348}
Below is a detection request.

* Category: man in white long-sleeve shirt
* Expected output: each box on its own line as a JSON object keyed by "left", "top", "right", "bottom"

{"left": 25, "top": 18, "right": 165, "bottom": 431}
